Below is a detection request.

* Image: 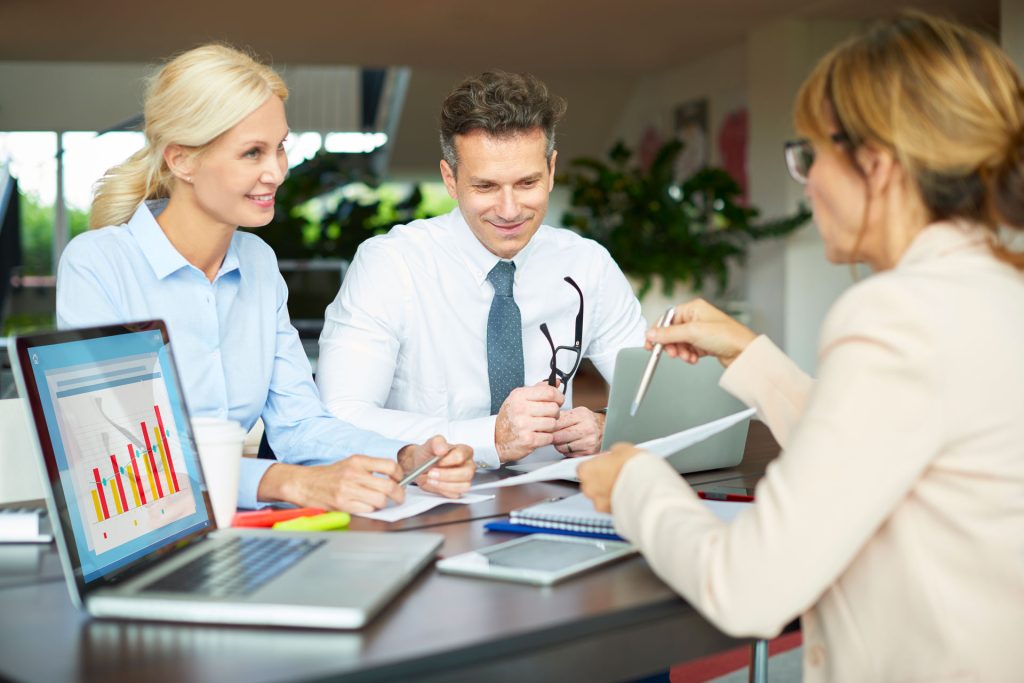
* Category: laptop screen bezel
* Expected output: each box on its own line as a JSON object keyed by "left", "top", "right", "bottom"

{"left": 11, "top": 321, "right": 219, "bottom": 601}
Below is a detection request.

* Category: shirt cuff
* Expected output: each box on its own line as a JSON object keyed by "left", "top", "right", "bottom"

{"left": 370, "top": 437, "right": 415, "bottom": 462}
{"left": 237, "top": 457, "right": 276, "bottom": 511}
{"left": 449, "top": 415, "right": 501, "bottom": 469}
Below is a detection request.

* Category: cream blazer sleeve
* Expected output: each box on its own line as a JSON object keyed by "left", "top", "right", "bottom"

{"left": 610, "top": 278, "right": 943, "bottom": 638}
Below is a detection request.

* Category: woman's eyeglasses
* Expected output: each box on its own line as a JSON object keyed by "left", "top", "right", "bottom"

{"left": 783, "top": 132, "right": 850, "bottom": 184}
{"left": 540, "top": 276, "right": 583, "bottom": 393}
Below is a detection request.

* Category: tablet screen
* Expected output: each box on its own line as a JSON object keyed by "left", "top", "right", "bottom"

{"left": 483, "top": 538, "right": 615, "bottom": 572}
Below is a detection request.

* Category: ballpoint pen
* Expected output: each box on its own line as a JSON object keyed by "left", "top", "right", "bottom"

{"left": 398, "top": 454, "right": 444, "bottom": 488}
{"left": 630, "top": 306, "right": 676, "bottom": 417}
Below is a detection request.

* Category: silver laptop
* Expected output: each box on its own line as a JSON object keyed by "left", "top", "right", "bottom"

{"left": 9, "top": 321, "right": 441, "bottom": 629}
{"left": 601, "top": 348, "right": 750, "bottom": 473}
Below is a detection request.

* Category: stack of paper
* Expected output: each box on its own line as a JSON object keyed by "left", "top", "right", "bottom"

{"left": 353, "top": 487, "right": 495, "bottom": 523}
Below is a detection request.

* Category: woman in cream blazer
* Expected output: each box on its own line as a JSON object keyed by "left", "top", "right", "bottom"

{"left": 579, "top": 12, "right": 1024, "bottom": 683}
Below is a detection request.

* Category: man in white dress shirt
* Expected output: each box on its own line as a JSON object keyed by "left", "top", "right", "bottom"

{"left": 316, "top": 71, "right": 646, "bottom": 468}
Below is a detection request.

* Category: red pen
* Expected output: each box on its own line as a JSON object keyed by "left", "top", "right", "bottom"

{"left": 696, "top": 491, "right": 755, "bottom": 503}
{"left": 231, "top": 507, "right": 326, "bottom": 528}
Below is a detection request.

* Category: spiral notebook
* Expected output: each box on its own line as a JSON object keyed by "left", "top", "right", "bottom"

{"left": 508, "top": 493, "right": 753, "bottom": 535}
{"left": 509, "top": 494, "right": 614, "bottom": 533}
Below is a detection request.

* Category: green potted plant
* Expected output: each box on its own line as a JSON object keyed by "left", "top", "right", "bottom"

{"left": 252, "top": 150, "right": 420, "bottom": 262}
{"left": 559, "top": 139, "right": 810, "bottom": 302}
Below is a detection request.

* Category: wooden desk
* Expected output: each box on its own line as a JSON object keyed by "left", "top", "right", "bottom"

{"left": 0, "top": 423, "right": 779, "bottom": 683}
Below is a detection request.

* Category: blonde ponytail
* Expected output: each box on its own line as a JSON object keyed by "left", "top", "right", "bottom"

{"left": 89, "top": 43, "right": 288, "bottom": 228}
{"left": 89, "top": 147, "right": 167, "bottom": 228}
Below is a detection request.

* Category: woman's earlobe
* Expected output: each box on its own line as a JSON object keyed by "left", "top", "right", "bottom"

{"left": 163, "top": 143, "right": 195, "bottom": 182}
{"left": 859, "top": 145, "right": 896, "bottom": 194}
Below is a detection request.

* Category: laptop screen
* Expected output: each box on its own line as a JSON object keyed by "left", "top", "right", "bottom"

{"left": 17, "top": 325, "right": 212, "bottom": 584}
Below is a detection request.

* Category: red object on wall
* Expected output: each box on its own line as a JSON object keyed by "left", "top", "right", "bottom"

{"left": 637, "top": 125, "right": 663, "bottom": 172}
{"left": 717, "top": 107, "right": 749, "bottom": 205}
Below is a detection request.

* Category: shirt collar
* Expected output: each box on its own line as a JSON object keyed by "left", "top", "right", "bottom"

{"left": 448, "top": 207, "right": 540, "bottom": 286}
{"left": 129, "top": 199, "right": 242, "bottom": 281}
{"left": 897, "top": 220, "right": 992, "bottom": 269}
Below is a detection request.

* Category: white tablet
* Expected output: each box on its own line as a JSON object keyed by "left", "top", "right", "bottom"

{"left": 435, "top": 534, "right": 636, "bottom": 586}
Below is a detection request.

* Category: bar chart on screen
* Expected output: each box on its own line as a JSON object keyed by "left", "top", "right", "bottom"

{"left": 47, "top": 354, "right": 197, "bottom": 555}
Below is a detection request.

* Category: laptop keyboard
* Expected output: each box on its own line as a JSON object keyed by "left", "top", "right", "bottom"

{"left": 143, "top": 536, "right": 325, "bottom": 598}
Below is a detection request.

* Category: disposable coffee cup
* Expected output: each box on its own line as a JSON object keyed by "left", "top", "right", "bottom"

{"left": 191, "top": 417, "right": 245, "bottom": 529}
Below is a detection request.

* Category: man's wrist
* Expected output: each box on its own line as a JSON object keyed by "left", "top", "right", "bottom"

{"left": 257, "top": 462, "right": 298, "bottom": 504}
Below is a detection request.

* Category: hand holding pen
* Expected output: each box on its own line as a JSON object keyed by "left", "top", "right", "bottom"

{"left": 397, "top": 435, "right": 475, "bottom": 498}
{"left": 643, "top": 299, "right": 758, "bottom": 369}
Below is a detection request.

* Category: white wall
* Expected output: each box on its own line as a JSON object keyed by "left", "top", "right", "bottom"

{"left": 612, "top": 43, "right": 747, "bottom": 166}
{"left": 610, "top": 21, "right": 861, "bottom": 373}
{"left": 747, "top": 20, "right": 862, "bottom": 372}
{"left": 1003, "top": 0, "right": 1024, "bottom": 68}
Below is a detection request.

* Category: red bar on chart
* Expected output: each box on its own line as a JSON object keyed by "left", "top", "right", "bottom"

{"left": 92, "top": 467, "right": 109, "bottom": 520}
{"left": 128, "top": 445, "right": 147, "bottom": 505}
{"left": 110, "top": 454, "right": 129, "bottom": 512}
{"left": 141, "top": 421, "right": 164, "bottom": 498}
{"left": 153, "top": 405, "right": 179, "bottom": 493}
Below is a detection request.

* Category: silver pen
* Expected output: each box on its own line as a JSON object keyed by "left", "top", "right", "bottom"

{"left": 398, "top": 454, "right": 444, "bottom": 488}
{"left": 630, "top": 306, "right": 676, "bottom": 417}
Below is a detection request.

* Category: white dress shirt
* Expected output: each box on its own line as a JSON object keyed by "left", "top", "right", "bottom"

{"left": 317, "top": 208, "right": 647, "bottom": 468}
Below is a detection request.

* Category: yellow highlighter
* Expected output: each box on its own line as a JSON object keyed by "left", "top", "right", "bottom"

{"left": 273, "top": 511, "right": 350, "bottom": 532}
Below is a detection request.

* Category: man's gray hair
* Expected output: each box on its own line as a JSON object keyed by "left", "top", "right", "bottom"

{"left": 439, "top": 71, "right": 567, "bottom": 173}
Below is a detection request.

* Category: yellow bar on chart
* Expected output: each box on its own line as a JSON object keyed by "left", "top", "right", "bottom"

{"left": 111, "top": 480, "right": 123, "bottom": 515}
{"left": 91, "top": 489, "right": 103, "bottom": 523}
{"left": 155, "top": 426, "right": 176, "bottom": 494}
{"left": 142, "top": 449, "right": 158, "bottom": 500}
{"left": 127, "top": 464, "right": 141, "bottom": 508}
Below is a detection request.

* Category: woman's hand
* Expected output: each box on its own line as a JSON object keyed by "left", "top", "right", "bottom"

{"left": 398, "top": 436, "right": 475, "bottom": 499}
{"left": 646, "top": 298, "right": 757, "bottom": 368}
{"left": 259, "top": 456, "right": 406, "bottom": 513}
{"left": 577, "top": 443, "right": 645, "bottom": 513}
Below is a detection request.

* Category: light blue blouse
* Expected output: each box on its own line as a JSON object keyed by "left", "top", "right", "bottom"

{"left": 56, "top": 201, "right": 408, "bottom": 508}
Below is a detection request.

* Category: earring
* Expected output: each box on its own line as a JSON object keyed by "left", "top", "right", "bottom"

{"left": 186, "top": 176, "right": 193, "bottom": 183}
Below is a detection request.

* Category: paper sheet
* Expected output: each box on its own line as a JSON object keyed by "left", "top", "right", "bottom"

{"left": 353, "top": 486, "right": 495, "bottom": 522}
{"left": 703, "top": 498, "right": 753, "bottom": 522}
{"left": 630, "top": 407, "right": 756, "bottom": 458}
{"left": 469, "top": 407, "right": 757, "bottom": 491}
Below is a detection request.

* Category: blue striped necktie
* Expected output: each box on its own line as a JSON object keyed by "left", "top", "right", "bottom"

{"left": 486, "top": 260, "right": 524, "bottom": 414}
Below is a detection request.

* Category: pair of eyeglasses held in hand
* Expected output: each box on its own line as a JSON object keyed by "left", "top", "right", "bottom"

{"left": 539, "top": 276, "right": 583, "bottom": 393}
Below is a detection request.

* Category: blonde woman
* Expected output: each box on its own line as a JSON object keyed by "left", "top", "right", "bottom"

{"left": 579, "top": 13, "right": 1024, "bottom": 681}
{"left": 57, "top": 44, "right": 475, "bottom": 513}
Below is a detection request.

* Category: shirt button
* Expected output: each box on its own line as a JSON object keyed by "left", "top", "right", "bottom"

{"left": 474, "top": 461, "right": 488, "bottom": 470}
{"left": 806, "top": 643, "right": 825, "bottom": 667}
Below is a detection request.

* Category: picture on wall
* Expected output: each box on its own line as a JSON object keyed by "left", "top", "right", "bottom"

{"left": 673, "top": 98, "right": 709, "bottom": 183}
